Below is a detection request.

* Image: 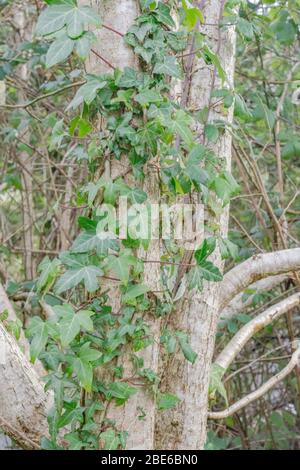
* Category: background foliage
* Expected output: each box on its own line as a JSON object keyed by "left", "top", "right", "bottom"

{"left": 0, "top": 0, "right": 300, "bottom": 450}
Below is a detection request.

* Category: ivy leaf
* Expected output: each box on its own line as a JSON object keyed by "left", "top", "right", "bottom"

{"left": 100, "top": 429, "right": 120, "bottom": 450}
{"left": 36, "top": 5, "right": 74, "bottom": 36}
{"left": 67, "top": 7, "right": 84, "bottom": 38}
{"left": 36, "top": 4, "right": 101, "bottom": 38}
{"left": 209, "top": 364, "right": 228, "bottom": 405}
{"left": 202, "top": 45, "right": 226, "bottom": 82}
{"left": 219, "top": 238, "right": 238, "bottom": 260}
{"left": 157, "top": 393, "right": 180, "bottom": 410}
{"left": 204, "top": 124, "right": 219, "bottom": 143}
{"left": 58, "top": 307, "right": 94, "bottom": 347}
{"left": 54, "top": 262, "right": 103, "bottom": 294}
{"left": 78, "top": 342, "right": 101, "bottom": 362}
{"left": 46, "top": 36, "right": 74, "bottom": 68}
{"left": 170, "top": 109, "right": 194, "bottom": 145}
{"left": 108, "top": 382, "right": 137, "bottom": 406}
{"left": 197, "top": 261, "right": 223, "bottom": 282}
{"left": 176, "top": 332, "right": 197, "bottom": 364}
{"left": 116, "top": 67, "right": 138, "bottom": 88}
{"left": 106, "top": 253, "right": 136, "bottom": 284}
{"left": 155, "top": 3, "right": 176, "bottom": 29}
{"left": 71, "top": 230, "right": 119, "bottom": 255}
{"left": 67, "top": 78, "right": 107, "bottom": 110}
{"left": 75, "top": 33, "right": 93, "bottom": 59}
{"left": 123, "top": 284, "right": 150, "bottom": 304}
{"left": 59, "top": 310, "right": 81, "bottom": 347}
{"left": 237, "top": 17, "right": 254, "bottom": 40}
{"left": 153, "top": 56, "right": 182, "bottom": 79}
{"left": 64, "top": 432, "right": 83, "bottom": 450}
{"left": 73, "top": 357, "right": 93, "bottom": 391}
{"left": 182, "top": 0, "right": 204, "bottom": 31}
{"left": 77, "top": 310, "right": 95, "bottom": 331}
{"left": 185, "top": 144, "right": 209, "bottom": 186}
{"left": 57, "top": 407, "right": 84, "bottom": 429}
{"left": 26, "top": 316, "right": 49, "bottom": 363}
{"left": 128, "top": 187, "right": 147, "bottom": 204}
{"left": 69, "top": 116, "right": 92, "bottom": 138}
{"left": 187, "top": 266, "right": 204, "bottom": 290}
{"left": 135, "top": 89, "right": 163, "bottom": 106}
{"left": 73, "top": 6, "right": 101, "bottom": 28}
{"left": 194, "top": 238, "right": 216, "bottom": 264}
{"left": 36, "top": 256, "right": 61, "bottom": 293}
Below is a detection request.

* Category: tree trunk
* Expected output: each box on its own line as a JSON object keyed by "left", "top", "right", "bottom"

{"left": 81, "top": 0, "right": 162, "bottom": 450}
{"left": 0, "top": 322, "right": 52, "bottom": 449}
{"left": 155, "top": 0, "right": 236, "bottom": 450}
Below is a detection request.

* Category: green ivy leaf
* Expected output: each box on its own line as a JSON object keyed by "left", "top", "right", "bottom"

{"left": 55, "top": 263, "right": 103, "bottom": 294}
{"left": 57, "top": 306, "right": 94, "bottom": 347}
{"left": 36, "top": 4, "right": 101, "bottom": 38}
{"left": 26, "top": 316, "right": 49, "bottom": 363}
{"left": 36, "top": 257, "right": 61, "bottom": 293}
{"left": 209, "top": 363, "right": 228, "bottom": 405}
{"left": 197, "top": 260, "right": 223, "bottom": 282}
{"left": 237, "top": 17, "right": 254, "bottom": 40}
{"left": 158, "top": 393, "right": 180, "bottom": 410}
{"left": 123, "top": 284, "right": 150, "bottom": 304}
{"left": 71, "top": 230, "right": 119, "bottom": 255}
{"left": 78, "top": 342, "right": 102, "bottom": 362}
{"left": 182, "top": 0, "right": 204, "bottom": 31}
{"left": 106, "top": 253, "right": 136, "bottom": 284}
{"left": 64, "top": 431, "right": 83, "bottom": 450}
{"left": 73, "top": 357, "right": 93, "bottom": 391}
{"left": 108, "top": 382, "right": 137, "bottom": 406}
{"left": 195, "top": 238, "right": 216, "bottom": 264}
{"left": 116, "top": 67, "right": 138, "bottom": 88}
{"left": 219, "top": 238, "right": 238, "bottom": 260}
{"left": 100, "top": 429, "right": 120, "bottom": 450}
{"left": 67, "top": 78, "right": 107, "bottom": 110}
{"left": 36, "top": 5, "right": 74, "bottom": 36}
{"left": 155, "top": 3, "right": 176, "bottom": 29}
{"left": 170, "top": 109, "right": 193, "bottom": 145}
{"left": 176, "top": 332, "right": 197, "bottom": 364}
{"left": 135, "top": 89, "right": 163, "bottom": 106}
{"left": 46, "top": 36, "right": 74, "bottom": 68}
{"left": 203, "top": 45, "right": 226, "bottom": 82}
{"left": 153, "top": 56, "right": 182, "bottom": 79}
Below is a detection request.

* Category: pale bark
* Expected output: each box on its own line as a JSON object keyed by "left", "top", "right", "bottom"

{"left": 219, "top": 248, "right": 300, "bottom": 313}
{"left": 216, "top": 292, "right": 300, "bottom": 371}
{"left": 155, "top": 1, "right": 236, "bottom": 450}
{"left": 209, "top": 346, "right": 300, "bottom": 420}
{"left": 81, "top": 0, "right": 162, "bottom": 450}
{"left": 219, "top": 274, "right": 290, "bottom": 323}
{"left": 0, "top": 322, "right": 52, "bottom": 449}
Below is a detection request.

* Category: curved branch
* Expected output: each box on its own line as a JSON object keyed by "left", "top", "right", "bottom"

{"left": 219, "top": 274, "right": 291, "bottom": 324}
{"left": 219, "top": 248, "right": 300, "bottom": 312}
{"left": 216, "top": 292, "right": 300, "bottom": 371}
{"left": 208, "top": 346, "right": 300, "bottom": 420}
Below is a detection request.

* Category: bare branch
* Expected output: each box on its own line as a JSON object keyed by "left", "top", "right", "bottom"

{"left": 219, "top": 249, "right": 300, "bottom": 312}
{"left": 219, "top": 274, "right": 291, "bottom": 324}
{"left": 216, "top": 293, "right": 300, "bottom": 371}
{"left": 208, "top": 346, "right": 300, "bottom": 420}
